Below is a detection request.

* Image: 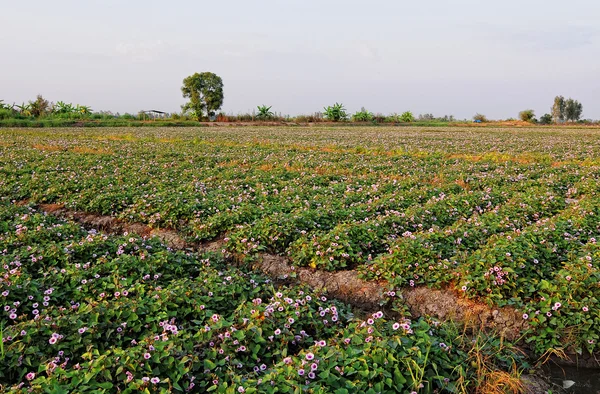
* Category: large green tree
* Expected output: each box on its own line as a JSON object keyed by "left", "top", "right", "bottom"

{"left": 181, "top": 72, "right": 224, "bottom": 121}
{"left": 564, "top": 98, "right": 583, "bottom": 122}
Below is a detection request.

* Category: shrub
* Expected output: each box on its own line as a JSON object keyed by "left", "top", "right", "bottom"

{"left": 539, "top": 114, "right": 553, "bottom": 125}
{"left": 352, "top": 107, "right": 374, "bottom": 122}
{"left": 519, "top": 109, "right": 536, "bottom": 122}
{"left": 400, "top": 111, "right": 415, "bottom": 123}
{"left": 473, "top": 113, "right": 488, "bottom": 123}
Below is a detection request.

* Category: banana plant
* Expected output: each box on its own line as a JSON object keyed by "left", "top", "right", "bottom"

{"left": 256, "top": 105, "right": 274, "bottom": 120}
{"left": 75, "top": 105, "right": 92, "bottom": 115}
{"left": 54, "top": 101, "right": 75, "bottom": 114}
{"left": 323, "top": 102, "right": 348, "bottom": 122}
{"left": 15, "top": 102, "right": 32, "bottom": 117}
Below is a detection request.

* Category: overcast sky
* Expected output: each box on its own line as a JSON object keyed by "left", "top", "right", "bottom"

{"left": 2, "top": 0, "right": 599, "bottom": 119}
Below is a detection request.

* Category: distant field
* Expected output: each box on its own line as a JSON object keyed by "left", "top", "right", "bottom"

{"left": 2, "top": 126, "right": 599, "bottom": 392}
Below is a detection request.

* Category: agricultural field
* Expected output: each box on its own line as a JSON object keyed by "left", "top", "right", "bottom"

{"left": 2, "top": 126, "right": 600, "bottom": 393}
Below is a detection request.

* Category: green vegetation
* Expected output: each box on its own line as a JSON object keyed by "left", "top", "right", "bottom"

{"left": 181, "top": 72, "right": 225, "bottom": 121}
{"left": 256, "top": 105, "right": 275, "bottom": 120}
{"left": 323, "top": 103, "right": 348, "bottom": 122}
{"left": 518, "top": 110, "right": 535, "bottom": 123}
{"left": 400, "top": 111, "right": 415, "bottom": 123}
{"left": 473, "top": 113, "right": 488, "bottom": 123}
{"left": 351, "top": 108, "right": 374, "bottom": 122}
{"left": 552, "top": 96, "right": 584, "bottom": 123}
{"left": 3, "top": 125, "right": 600, "bottom": 391}
{"left": 3, "top": 201, "right": 525, "bottom": 393}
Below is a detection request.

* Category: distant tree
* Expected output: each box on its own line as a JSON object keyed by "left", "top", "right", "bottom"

{"left": 518, "top": 109, "right": 536, "bottom": 122}
{"left": 256, "top": 105, "right": 274, "bottom": 120}
{"left": 539, "top": 114, "right": 553, "bottom": 125}
{"left": 181, "top": 72, "right": 224, "bottom": 121}
{"left": 564, "top": 98, "right": 583, "bottom": 122}
{"left": 29, "top": 94, "right": 51, "bottom": 117}
{"left": 323, "top": 103, "right": 348, "bottom": 122}
{"left": 418, "top": 113, "right": 435, "bottom": 121}
{"left": 473, "top": 113, "right": 488, "bottom": 123}
{"left": 400, "top": 111, "right": 415, "bottom": 122}
{"left": 551, "top": 96, "right": 565, "bottom": 123}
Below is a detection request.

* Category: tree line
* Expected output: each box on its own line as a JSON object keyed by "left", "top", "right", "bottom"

{"left": 1, "top": 72, "right": 589, "bottom": 125}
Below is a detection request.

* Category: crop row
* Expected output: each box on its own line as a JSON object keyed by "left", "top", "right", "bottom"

{"left": 0, "top": 201, "right": 525, "bottom": 393}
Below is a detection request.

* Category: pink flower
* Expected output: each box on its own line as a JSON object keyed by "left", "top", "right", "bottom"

{"left": 583, "top": 306, "right": 589, "bottom": 312}
{"left": 49, "top": 337, "right": 57, "bottom": 345}
{"left": 26, "top": 372, "right": 35, "bottom": 380}
{"left": 305, "top": 352, "right": 314, "bottom": 360}
{"left": 522, "top": 314, "right": 529, "bottom": 320}
{"left": 144, "top": 353, "right": 151, "bottom": 360}
{"left": 151, "top": 377, "right": 160, "bottom": 384}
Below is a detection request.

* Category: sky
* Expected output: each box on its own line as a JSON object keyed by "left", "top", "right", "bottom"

{"left": 1, "top": 0, "right": 599, "bottom": 120}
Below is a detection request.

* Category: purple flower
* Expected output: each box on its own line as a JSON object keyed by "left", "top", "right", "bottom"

{"left": 392, "top": 322, "right": 400, "bottom": 330}
{"left": 298, "top": 369, "right": 305, "bottom": 376}
{"left": 144, "top": 353, "right": 151, "bottom": 360}
{"left": 305, "top": 352, "right": 314, "bottom": 360}
{"left": 26, "top": 372, "right": 36, "bottom": 380}
{"left": 522, "top": 314, "right": 529, "bottom": 320}
{"left": 151, "top": 377, "right": 160, "bottom": 384}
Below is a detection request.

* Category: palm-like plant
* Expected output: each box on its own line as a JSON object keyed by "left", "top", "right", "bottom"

{"left": 16, "top": 102, "right": 32, "bottom": 117}
{"left": 400, "top": 111, "right": 414, "bottom": 122}
{"left": 352, "top": 107, "right": 374, "bottom": 122}
{"left": 323, "top": 103, "right": 348, "bottom": 122}
{"left": 256, "top": 105, "right": 274, "bottom": 120}
{"left": 75, "top": 105, "right": 92, "bottom": 115}
{"left": 54, "top": 101, "right": 76, "bottom": 114}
